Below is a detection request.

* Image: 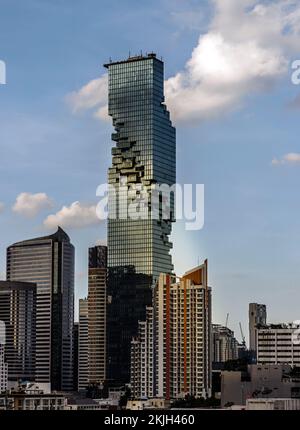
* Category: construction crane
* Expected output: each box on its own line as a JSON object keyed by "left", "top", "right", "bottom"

{"left": 239, "top": 322, "right": 246, "bottom": 347}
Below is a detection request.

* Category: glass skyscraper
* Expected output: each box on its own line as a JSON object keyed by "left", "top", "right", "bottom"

{"left": 104, "top": 53, "right": 176, "bottom": 382}
{"left": 6, "top": 227, "right": 74, "bottom": 391}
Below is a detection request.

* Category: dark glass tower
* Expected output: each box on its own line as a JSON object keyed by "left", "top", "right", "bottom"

{"left": 104, "top": 53, "right": 176, "bottom": 383}
{"left": 6, "top": 227, "right": 74, "bottom": 391}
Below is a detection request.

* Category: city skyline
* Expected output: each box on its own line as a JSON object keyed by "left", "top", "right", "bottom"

{"left": 1, "top": 0, "right": 300, "bottom": 343}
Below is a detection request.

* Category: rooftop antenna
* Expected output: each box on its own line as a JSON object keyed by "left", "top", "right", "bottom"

{"left": 140, "top": 50, "right": 143, "bottom": 57}
{"left": 129, "top": 50, "right": 131, "bottom": 59}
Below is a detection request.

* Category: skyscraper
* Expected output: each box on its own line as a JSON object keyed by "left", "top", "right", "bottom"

{"left": 249, "top": 303, "right": 267, "bottom": 353}
{"left": 0, "top": 281, "right": 36, "bottom": 384}
{"left": 88, "top": 246, "right": 107, "bottom": 385}
{"left": 130, "top": 262, "right": 212, "bottom": 400}
{"left": 78, "top": 298, "right": 88, "bottom": 391}
{"left": 104, "top": 53, "right": 176, "bottom": 382}
{"left": 7, "top": 227, "right": 74, "bottom": 391}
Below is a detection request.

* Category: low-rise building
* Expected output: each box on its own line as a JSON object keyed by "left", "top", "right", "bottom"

{"left": 130, "top": 262, "right": 212, "bottom": 400}
{"left": 221, "top": 364, "right": 300, "bottom": 407}
{"left": 127, "top": 398, "right": 170, "bottom": 410}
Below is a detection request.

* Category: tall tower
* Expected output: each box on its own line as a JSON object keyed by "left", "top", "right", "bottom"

{"left": 249, "top": 303, "right": 267, "bottom": 354}
{"left": 6, "top": 227, "right": 74, "bottom": 391}
{"left": 104, "top": 53, "right": 176, "bottom": 382}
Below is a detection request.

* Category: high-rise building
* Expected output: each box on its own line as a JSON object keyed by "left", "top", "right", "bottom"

{"left": 88, "top": 246, "right": 107, "bottom": 385}
{"left": 0, "top": 345, "right": 8, "bottom": 393}
{"left": 0, "top": 281, "right": 36, "bottom": 383}
{"left": 104, "top": 53, "right": 176, "bottom": 383}
{"left": 249, "top": 303, "right": 267, "bottom": 353}
{"left": 257, "top": 323, "right": 300, "bottom": 366}
{"left": 212, "top": 324, "right": 239, "bottom": 364}
{"left": 131, "top": 262, "right": 212, "bottom": 400}
{"left": 6, "top": 227, "right": 74, "bottom": 391}
{"left": 78, "top": 298, "right": 88, "bottom": 391}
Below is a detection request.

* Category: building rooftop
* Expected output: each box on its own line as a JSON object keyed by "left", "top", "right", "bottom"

{"left": 104, "top": 52, "right": 162, "bottom": 68}
{"left": 9, "top": 227, "right": 71, "bottom": 247}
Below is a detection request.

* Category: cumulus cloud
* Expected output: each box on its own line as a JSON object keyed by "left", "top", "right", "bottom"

{"left": 272, "top": 153, "right": 300, "bottom": 165}
{"left": 66, "top": 1, "right": 300, "bottom": 124}
{"left": 43, "top": 201, "right": 101, "bottom": 230}
{"left": 165, "top": 0, "right": 300, "bottom": 123}
{"left": 65, "top": 75, "right": 108, "bottom": 115}
{"left": 13, "top": 192, "right": 53, "bottom": 217}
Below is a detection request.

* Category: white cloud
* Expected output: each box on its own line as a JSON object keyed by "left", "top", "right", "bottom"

{"left": 65, "top": 75, "right": 108, "bottom": 114}
{"left": 43, "top": 201, "right": 101, "bottom": 230}
{"left": 66, "top": 1, "right": 300, "bottom": 124}
{"left": 272, "top": 153, "right": 300, "bottom": 165}
{"left": 13, "top": 192, "right": 53, "bottom": 217}
{"left": 165, "top": 0, "right": 300, "bottom": 123}
{"left": 0, "top": 202, "right": 4, "bottom": 214}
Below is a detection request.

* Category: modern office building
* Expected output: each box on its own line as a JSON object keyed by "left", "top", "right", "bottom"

{"left": 0, "top": 345, "right": 8, "bottom": 393}
{"left": 105, "top": 53, "right": 176, "bottom": 383}
{"left": 249, "top": 303, "right": 267, "bottom": 353}
{"left": 212, "top": 324, "right": 239, "bottom": 364}
{"left": 0, "top": 281, "right": 36, "bottom": 383}
{"left": 78, "top": 298, "right": 88, "bottom": 391}
{"left": 88, "top": 246, "right": 107, "bottom": 385}
{"left": 6, "top": 227, "right": 75, "bottom": 391}
{"left": 257, "top": 324, "right": 300, "bottom": 366}
{"left": 131, "top": 261, "right": 212, "bottom": 400}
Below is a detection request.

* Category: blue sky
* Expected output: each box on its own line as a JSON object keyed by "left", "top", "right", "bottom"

{"left": 1, "top": 0, "right": 300, "bottom": 341}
